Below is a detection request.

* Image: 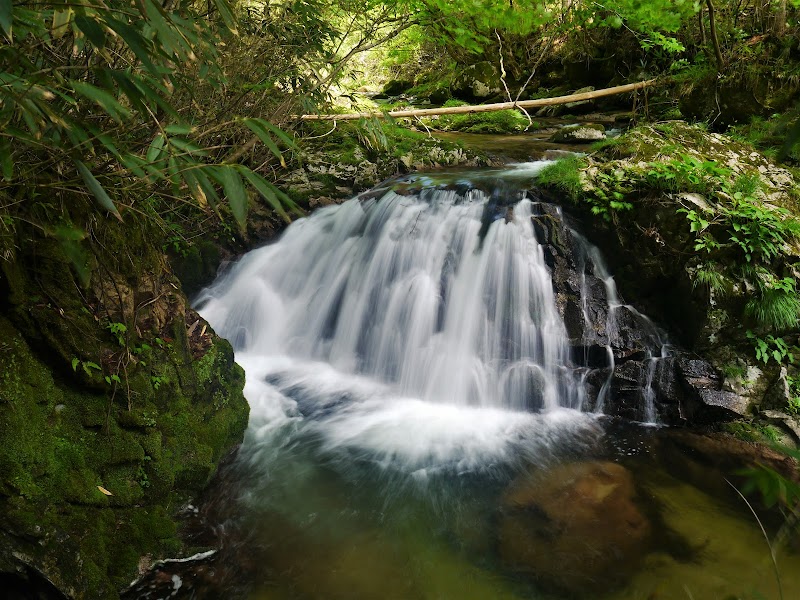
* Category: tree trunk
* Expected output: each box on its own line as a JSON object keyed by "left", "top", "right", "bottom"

{"left": 300, "top": 79, "right": 660, "bottom": 121}
{"left": 770, "top": 0, "right": 787, "bottom": 37}
{"left": 706, "top": 0, "right": 725, "bottom": 71}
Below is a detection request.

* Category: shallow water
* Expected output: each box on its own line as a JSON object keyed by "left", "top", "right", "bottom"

{"left": 178, "top": 165, "right": 800, "bottom": 600}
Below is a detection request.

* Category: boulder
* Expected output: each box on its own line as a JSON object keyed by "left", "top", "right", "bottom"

{"left": 549, "top": 124, "right": 606, "bottom": 143}
{"left": 452, "top": 62, "right": 502, "bottom": 101}
{"left": 498, "top": 461, "right": 651, "bottom": 594}
{"left": 381, "top": 79, "right": 413, "bottom": 96}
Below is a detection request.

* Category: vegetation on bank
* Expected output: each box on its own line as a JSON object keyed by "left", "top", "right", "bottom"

{"left": 537, "top": 122, "right": 800, "bottom": 427}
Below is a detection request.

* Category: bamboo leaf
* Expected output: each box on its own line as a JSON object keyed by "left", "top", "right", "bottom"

{"left": 169, "top": 136, "right": 207, "bottom": 157}
{"left": 71, "top": 81, "right": 130, "bottom": 123}
{"left": 252, "top": 119, "right": 297, "bottom": 150}
{"left": 0, "top": 137, "right": 12, "bottom": 181}
{"left": 211, "top": 0, "right": 238, "bottom": 35}
{"left": 0, "top": 0, "right": 11, "bottom": 40}
{"left": 165, "top": 123, "right": 193, "bottom": 136}
{"left": 181, "top": 168, "right": 208, "bottom": 208}
{"left": 51, "top": 8, "right": 73, "bottom": 40}
{"left": 209, "top": 165, "right": 248, "bottom": 231}
{"left": 238, "top": 167, "right": 290, "bottom": 222}
{"left": 105, "top": 15, "right": 157, "bottom": 74}
{"left": 195, "top": 167, "right": 221, "bottom": 215}
{"left": 75, "top": 160, "right": 123, "bottom": 222}
{"left": 108, "top": 70, "right": 146, "bottom": 112}
{"left": 242, "top": 119, "right": 285, "bottom": 167}
{"left": 146, "top": 134, "right": 166, "bottom": 164}
{"left": 74, "top": 14, "right": 106, "bottom": 48}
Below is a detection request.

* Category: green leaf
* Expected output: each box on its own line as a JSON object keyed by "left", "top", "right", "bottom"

{"left": 0, "top": 137, "right": 12, "bottom": 181}
{"left": 75, "top": 160, "right": 124, "bottom": 222}
{"left": 194, "top": 167, "right": 221, "bottom": 214}
{"left": 165, "top": 123, "right": 193, "bottom": 135}
{"left": 74, "top": 14, "right": 106, "bottom": 48}
{"left": 0, "top": 0, "right": 11, "bottom": 40}
{"left": 51, "top": 7, "right": 73, "bottom": 39}
{"left": 239, "top": 167, "right": 289, "bottom": 222}
{"left": 72, "top": 358, "right": 80, "bottom": 371}
{"left": 209, "top": 165, "right": 248, "bottom": 231}
{"left": 146, "top": 134, "right": 166, "bottom": 164}
{"left": 71, "top": 81, "right": 130, "bottom": 123}
{"left": 210, "top": 0, "right": 238, "bottom": 35}
{"left": 105, "top": 16, "right": 157, "bottom": 74}
{"left": 242, "top": 119, "right": 286, "bottom": 167}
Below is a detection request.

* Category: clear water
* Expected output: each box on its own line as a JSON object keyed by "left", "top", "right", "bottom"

{"left": 190, "top": 166, "right": 800, "bottom": 600}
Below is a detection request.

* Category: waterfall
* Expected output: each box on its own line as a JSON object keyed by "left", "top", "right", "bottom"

{"left": 197, "top": 168, "right": 667, "bottom": 471}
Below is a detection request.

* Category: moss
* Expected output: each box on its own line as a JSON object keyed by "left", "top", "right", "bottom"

{"left": 723, "top": 421, "right": 783, "bottom": 444}
{"left": 0, "top": 305, "right": 248, "bottom": 596}
{"left": 536, "top": 155, "right": 586, "bottom": 199}
{"left": 424, "top": 101, "right": 530, "bottom": 134}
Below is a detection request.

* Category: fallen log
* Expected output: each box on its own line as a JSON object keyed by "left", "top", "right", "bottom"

{"left": 299, "top": 79, "right": 659, "bottom": 121}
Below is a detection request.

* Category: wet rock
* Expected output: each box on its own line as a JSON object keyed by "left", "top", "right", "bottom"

{"left": 498, "top": 461, "right": 651, "bottom": 594}
{"left": 607, "top": 360, "right": 648, "bottom": 419}
{"left": 763, "top": 366, "right": 791, "bottom": 411}
{"left": 676, "top": 356, "right": 749, "bottom": 420}
{"left": 549, "top": 124, "right": 606, "bottom": 143}
{"left": 761, "top": 410, "right": 800, "bottom": 442}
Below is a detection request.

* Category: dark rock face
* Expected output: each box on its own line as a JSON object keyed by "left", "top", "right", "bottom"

{"left": 498, "top": 461, "right": 651, "bottom": 594}
{"left": 382, "top": 79, "right": 413, "bottom": 96}
{"left": 680, "top": 82, "right": 763, "bottom": 128}
{"left": 530, "top": 199, "right": 745, "bottom": 424}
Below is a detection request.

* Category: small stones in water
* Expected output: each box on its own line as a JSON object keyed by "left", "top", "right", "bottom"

{"left": 497, "top": 461, "right": 651, "bottom": 594}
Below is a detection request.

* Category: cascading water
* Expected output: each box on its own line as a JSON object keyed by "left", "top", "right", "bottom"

{"left": 203, "top": 189, "right": 583, "bottom": 410}
{"left": 130, "top": 162, "right": 800, "bottom": 600}
{"left": 196, "top": 163, "right": 673, "bottom": 478}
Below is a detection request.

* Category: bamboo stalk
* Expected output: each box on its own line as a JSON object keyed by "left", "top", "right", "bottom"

{"left": 299, "top": 79, "right": 660, "bottom": 121}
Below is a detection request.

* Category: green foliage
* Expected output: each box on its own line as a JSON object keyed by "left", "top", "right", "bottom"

{"left": 746, "top": 331, "right": 798, "bottom": 366}
{"left": 0, "top": 0, "right": 302, "bottom": 281}
{"left": 646, "top": 154, "right": 731, "bottom": 195}
{"left": 536, "top": 156, "right": 585, "bottom": 199}
{"left": 692, "top": 262, "right": 729, "bottom": 295}
{"left": 433, "top": 108, "right": 530, "bottom": 134}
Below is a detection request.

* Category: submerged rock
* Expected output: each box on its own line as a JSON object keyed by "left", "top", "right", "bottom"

{"left": 498, "top": 461, "right": 651, "bottom": 594}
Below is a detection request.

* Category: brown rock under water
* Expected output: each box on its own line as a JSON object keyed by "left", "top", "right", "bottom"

{"left": 498, "top": 460, "right": 651, "bottom": 594}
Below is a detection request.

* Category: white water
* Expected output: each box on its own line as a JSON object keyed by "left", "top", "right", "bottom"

{"left": 197, "top": 167, "right": 657, "bottom": 473}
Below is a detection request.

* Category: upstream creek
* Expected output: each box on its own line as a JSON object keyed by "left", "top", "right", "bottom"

{"left": 128, "top": 144, "right": 800, "bottom": 599}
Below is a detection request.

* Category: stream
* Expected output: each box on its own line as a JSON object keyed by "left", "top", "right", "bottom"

{"left": 129, "top": 158, "right": 800, "bottom": 599}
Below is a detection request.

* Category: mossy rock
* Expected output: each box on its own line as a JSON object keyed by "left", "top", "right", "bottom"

{"left": 382, "top": 79, "right": 413, "bottom": 96}
{"left": 536, "top": 121, "right": 800, "bottom": 419}
{"left": 452, "top": 61, "right": 502, "bottom": 101}
{"left": 0, "top": 207, "right": 249, "bottom": 597}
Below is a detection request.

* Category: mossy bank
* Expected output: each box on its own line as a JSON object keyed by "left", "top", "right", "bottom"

{"left": 537, "top": 122, "right": 800, "bottom": 441}
{"left": 0, "top": 205, "right": 249, "bottom": 597}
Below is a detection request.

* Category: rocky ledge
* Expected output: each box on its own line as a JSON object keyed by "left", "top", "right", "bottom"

{"left": 538, "top": 121, "right": 800, "bottom": 440}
